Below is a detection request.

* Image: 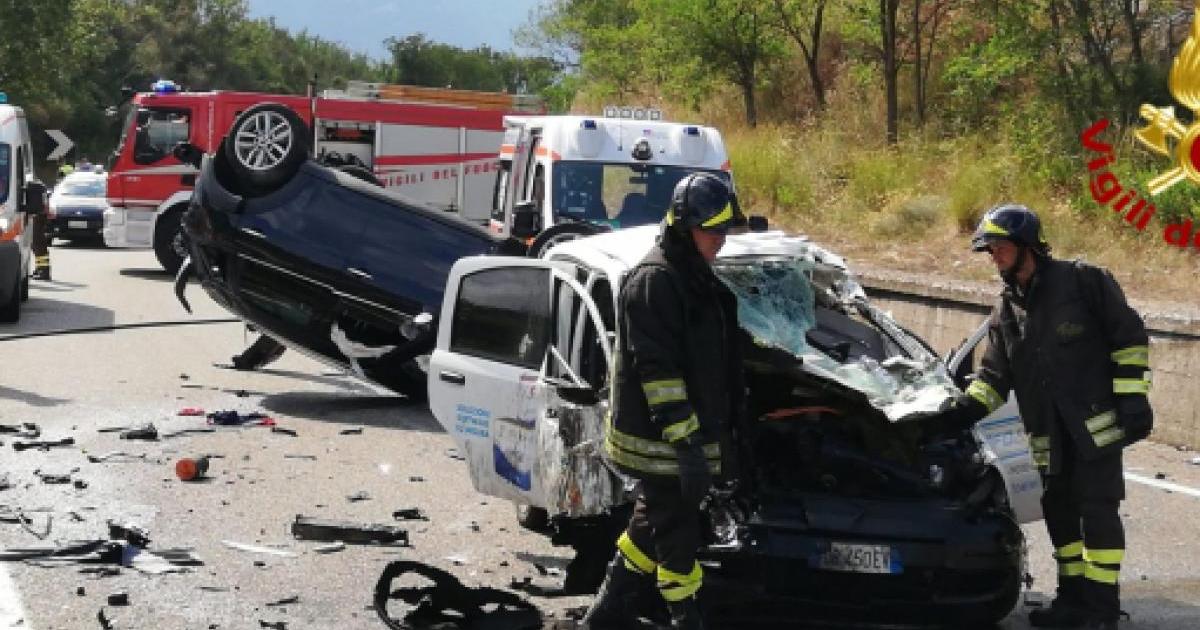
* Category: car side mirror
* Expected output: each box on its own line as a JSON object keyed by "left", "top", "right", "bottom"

{"left": 556, "top": 384, "right": 600, "bottom": 406}
{"left": 21, "top": 181, "right": 46, "bottom": 215}
{"left": 400, "top": 312, "right": 435, "bottom": 341}
{"left": 173, "top": 142, "right": 204, "bottom": 168}
{"left": 511, "top": 201, "right": 539, "bottom": 239}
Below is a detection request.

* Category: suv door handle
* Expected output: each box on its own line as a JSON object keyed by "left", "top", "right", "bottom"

{"left": 439, "top": 371, "right": 466, "bottom": 385}
{"left": 346, "top": 267, "right": 372, "bottom": 280}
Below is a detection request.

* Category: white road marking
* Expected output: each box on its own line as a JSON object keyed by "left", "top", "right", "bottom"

{"left": 1125, "top": 471, "right": 1200, "bottom": 500}
{"left": 0, "top": 562, "right": 30, "bottom": 629}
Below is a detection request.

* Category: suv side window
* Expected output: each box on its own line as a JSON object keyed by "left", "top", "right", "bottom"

{"left": 134, "top": 108, "right": 191, "bottom": 164}
{"left": 451, "top": 267, "right": 551, "bottom": 368}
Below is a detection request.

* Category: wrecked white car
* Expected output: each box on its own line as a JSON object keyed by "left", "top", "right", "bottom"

{"left": 428, "top": 225, "right": 1041, "bottom": 626}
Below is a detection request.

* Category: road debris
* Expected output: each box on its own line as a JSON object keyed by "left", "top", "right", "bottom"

{"left": 392, "top": 508, "right": 428, "bottom": 522}
{"left": 0, "top": 474, "right": 11, "bottom": 491}
{"left": 346, "top": 491, "right": 371, "bottom": 503}
{"left": 373, "top": 560, "right": 541, "bottom": 630}
{"left": 207, "top": 410, "right": 275, "bottom": 426}
{"left": 1190, "top": 456, "right": 1200, "bottom": 465}
{"left": 313, "top": 542, "right": 345, "bottom": 554}
{"left": 13, "top": 437, "right": 75, "bottom": 452}
{"left": 108, "top": 522, "right": 150, "bottom": 547}
{"left": 119, "top": 424, "right": 159, "bottom": 441}
{"left": 97, "top": 607, "right": 115, "bottom": 629}
{"left": 221, "top": 540, "right": 298, "bottom": 558}
{"left": 74, "top": 479, "right": 89, "bottom": 490}
{"left": 175, "top": 456, "right": 210, "bottom": 481}
{"left": 258, "top": 621, "right": 288, "bottom": 630}
{"left": 291, "top": 515, "right": 408, "bottom": 545}
{"left": 445, "top": 447, "right": 465, "bottom": 461}
{"left": 107, "top": 592, "right": 129, "bottom": 606}
{"left": 86, "top": 452, "right": 156, "bottom": 464}
{"left": 178, "top": 407, "right": 205, "bottom": 416}
{"left": 283, "top": 454, "right": 317, "bottom": 461}
{"left": 160, "top": 427, "right": 217, "bottom": 439}
{"left": 0, "top": 422, "right": 41, "bottom": 439}
{"left": 265, "top": 595, "right": 300, "bottom": 607}
{"left": 35, "top": 468, "right": 79, "bottom": 484}
{"left": 339, "top": 427, "right": 363, "bottom": 435}
{"left": 270, "top": 426, "right": 298, "bottom": 437}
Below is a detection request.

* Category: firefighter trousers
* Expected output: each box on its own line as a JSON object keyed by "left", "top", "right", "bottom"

{"left": 31, "top": 213, "right": 50, "bottom": 273}
{"left": 616, "top": 479, "right": 705, "bottom": 605}
{"left": 1041, "top": 445, "right": 1125, "bottom": 621}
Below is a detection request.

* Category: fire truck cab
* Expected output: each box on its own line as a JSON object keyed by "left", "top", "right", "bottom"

{"left": 489, "top": 108, "right": 732, "bottom": 256}
{"left": 105, "top": 80, "right": 538, "bottom": 273}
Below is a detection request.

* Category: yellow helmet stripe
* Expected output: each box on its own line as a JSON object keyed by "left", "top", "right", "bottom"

{"left": 982, "top": 218, "right": 1010, "bottom": 236}
{"left": 701, "top": 202, "right": 733, "bottom": 228}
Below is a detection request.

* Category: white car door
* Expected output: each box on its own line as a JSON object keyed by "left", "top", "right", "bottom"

{"left": 948, "top": 319, "right": 1044, "bottom": 524}
{"left": 429, "top": 256, "right": 620, "bottom": 517}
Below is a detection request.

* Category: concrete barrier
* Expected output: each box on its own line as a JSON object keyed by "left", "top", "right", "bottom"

{"left": 854, "top": 265, "right": 1200, "bottom": 450}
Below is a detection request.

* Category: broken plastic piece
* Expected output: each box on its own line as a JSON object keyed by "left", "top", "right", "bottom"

{"left": 373, "top": 560, "right": 541, "bottom": 630}
{"left": 119, "top": 424, "right": 158, "bottom": 441}
{"left": 392, "top": 508, "right": 429, "bottom": 522}
{"left": 13, "top": 437, "right": 75, "bottom": 452}
{"left": 108, "top": 521, "right": 150, "bottom": 548}
{"left": 221, "top": 540, "right": 298, "bottom": 558}
{"left": 177, "top": 407, "right": 205, "bottom": 416}
{"left": 290, "top": 515, "right": 408, "bottom": 546}
{"left": 0, "top": 422, "right": 41, "bottom": 439}
{"left": 207, "top": 410, "right": 274, "bottom": 426}
{"left": 107, "top": 592, "right": 129, "bottom": 606}
{"left": 270, "top": 426, "right": 298, "bottom": 437}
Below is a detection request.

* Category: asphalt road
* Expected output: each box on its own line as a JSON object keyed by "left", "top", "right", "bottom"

{"left": 2, "top": 242, "right": 1199, "bottom": 630}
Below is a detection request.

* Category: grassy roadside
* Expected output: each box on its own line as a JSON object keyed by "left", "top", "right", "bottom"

{"left": 716, "top": 92, "right": 1200, "bottom": 309}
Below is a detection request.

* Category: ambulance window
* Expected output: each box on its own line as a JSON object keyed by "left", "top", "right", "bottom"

{"left": 0, "top": 144, "right": 9, "bottom": 204}
{"left": 452, "top": 267, "right": 551, "bottom": 369}
{"left": 491, "top": 161, "right": 510, "bottom": 223}
{"left": 134, "top": 108, "right": 191, "bottom": 164}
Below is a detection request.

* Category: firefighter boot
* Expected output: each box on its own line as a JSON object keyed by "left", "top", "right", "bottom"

{"left": 1029, "top": 576, "right": 1088, "bottom": 628}
{"left": 1081, "top": 580, "right": 1121, "bottom": 630}
{"left": 666, "top": 597, "right": 706, "bottom": 630}
{"left": 31, "top": 259, "right": 51, "bottom": 281}
{"left": 578, "top": 554, "right": 648, "bottom": 629}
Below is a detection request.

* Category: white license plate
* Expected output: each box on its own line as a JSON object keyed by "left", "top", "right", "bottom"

{"left": 68, "top": 220, "right": 89, "bottom": 229}
{"left": 813, "top": 542, "right": 900, "bottom": 574}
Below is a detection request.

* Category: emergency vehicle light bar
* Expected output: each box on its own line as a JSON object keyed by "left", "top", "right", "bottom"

{"left": 602, "top": 106, "right": 663, "bottom": 121}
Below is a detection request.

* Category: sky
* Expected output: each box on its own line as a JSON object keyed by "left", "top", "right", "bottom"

{"left": 245, "top": 0, "right": 546, "bottom": 61}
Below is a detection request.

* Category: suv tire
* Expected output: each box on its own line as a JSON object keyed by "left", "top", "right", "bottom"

{"left": 224, "top": 103, "right": 311, "bottom": 196}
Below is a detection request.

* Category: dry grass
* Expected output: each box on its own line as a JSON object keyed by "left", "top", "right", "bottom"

{"left": 714, "top": 88, "right": 1200, "bottom": 309}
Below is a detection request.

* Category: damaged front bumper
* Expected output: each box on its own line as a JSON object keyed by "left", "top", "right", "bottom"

{"left": 699, "top": 493, "right": 1024, "bottom": 626}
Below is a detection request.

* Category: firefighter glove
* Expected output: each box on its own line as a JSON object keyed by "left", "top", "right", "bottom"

{"left": 1116, "top": 394, "right": 1154, "bottom": 443}
{"left": 674, "top": 440, "right": 711, "bottom": 507}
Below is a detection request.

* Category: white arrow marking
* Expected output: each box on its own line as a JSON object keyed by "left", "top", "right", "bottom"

{"left": 46, "top": 129, "right": 74, "bottom": 162}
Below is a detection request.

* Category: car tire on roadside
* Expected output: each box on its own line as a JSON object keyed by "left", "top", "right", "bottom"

{"left": 224, "top": 103, "right": 311, "bottom": 196}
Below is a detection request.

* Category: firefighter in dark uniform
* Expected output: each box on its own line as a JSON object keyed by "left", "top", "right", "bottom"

{"left": 581, "top": 173, "right": 744, "bottom": 630}
{"left": 30, "top": 164, "right": 71, "bottom": 281}
{"left": 955, "top": 204, "right": 1152, "bottom": 630}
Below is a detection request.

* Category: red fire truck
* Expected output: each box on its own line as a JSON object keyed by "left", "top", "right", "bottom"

{"left": 105, "top": 79, "right": 540, "bottom": 273}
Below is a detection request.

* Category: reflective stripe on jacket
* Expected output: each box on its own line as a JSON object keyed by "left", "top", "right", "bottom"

{"left": 967, "top": 258, "right": 1149, "bottom": 472}
{"left": 604, "top": 239, "right": 742, "bottom": 480}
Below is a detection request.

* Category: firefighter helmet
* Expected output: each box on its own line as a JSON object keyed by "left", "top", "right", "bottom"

{"left": 666, "top": 173, "right": 742, "bottom": 233}
{"left": 971, "top": 203, "right": 1049, "bottom": 253}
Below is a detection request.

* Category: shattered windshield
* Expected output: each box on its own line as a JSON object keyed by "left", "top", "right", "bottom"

{"left": 552, "top": 161, "right": 730, "bottom": 229}
{"left": 714, "top": 255, "right": 960, "bottom": 422}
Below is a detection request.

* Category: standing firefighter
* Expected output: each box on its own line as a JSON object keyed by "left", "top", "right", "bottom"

{"left": 956, "top": 204, "right": 1152, "bottom": 630}
{"left": 31, "top": 164, "right": 73, "bottom": 281}
{"left": 582, "top": 173, "right": 743, "bottom": 630}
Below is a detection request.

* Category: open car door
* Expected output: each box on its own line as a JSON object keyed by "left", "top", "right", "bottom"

{"left": 948, "top": 319, "right": 1044, "bottom": 524}
{"left": 429, "top": 256, "right": 622, "bottom": 518}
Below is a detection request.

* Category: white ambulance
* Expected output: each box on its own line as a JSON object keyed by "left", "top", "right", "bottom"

{"left": 489, "top": 108, "right": 733, "bottom": 256}
{"left": 0, "top": 94, "right": 47, "bottom": 323}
